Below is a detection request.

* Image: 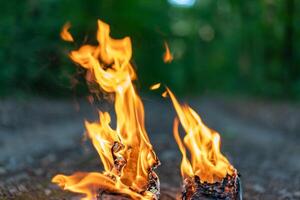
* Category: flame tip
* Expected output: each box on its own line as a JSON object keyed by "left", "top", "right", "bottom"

{"left": 61, "top": 21, "right": 74, "bottom": 42}
{"left": 163, "top": 41, "right": 173, "bottom": 63}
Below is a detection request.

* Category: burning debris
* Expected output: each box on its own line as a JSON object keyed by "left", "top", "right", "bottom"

{"left": 166, "top": 88, "right": 242, "bottom": 200}
{"left": 52, "top": 20, "right": 160, "bottom": 200}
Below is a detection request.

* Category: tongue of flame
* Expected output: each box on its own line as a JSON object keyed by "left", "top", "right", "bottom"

{"left": 52, "top": 20, "right": 160, "bottom": 200}
{"left": 60, "top": 22, "right": 74, "bottom": 42}
{"left": 166, "top": 88, "right": 235, "bottom": 183}
{"left": 163, "top": 42, "right": 173, "bottom": 63}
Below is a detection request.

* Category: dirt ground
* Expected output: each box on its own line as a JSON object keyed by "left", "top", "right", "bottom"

{"left": 0, "top": 95, "right": 299, "bottom": 200}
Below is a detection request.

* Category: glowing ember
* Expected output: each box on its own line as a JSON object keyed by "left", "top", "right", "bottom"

{"left": 163, "top": 42, "right": 173, "bottom": 63}
{"left": 166, "top": 88, "right": 236, "bottom": 183}
{"left": 60, "top": 22, "right": 74, "bottom": 42}
{"left": 52, "top": 20, "right": 160, "bottom": 200}
{"left": 149, "top": 83, "right": 161, "bottom": 90}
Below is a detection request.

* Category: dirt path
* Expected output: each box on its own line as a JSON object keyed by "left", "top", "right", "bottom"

{"left": 0, "top": 96, "right": 299, "bottom": 199}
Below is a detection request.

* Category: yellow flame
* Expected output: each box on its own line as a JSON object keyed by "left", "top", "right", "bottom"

{"left": 150, "top": 83, "right": 161, "bottom": 90}
{"left": 53, "top": 20, "right": 159, "bottom": 200}
{"left": 163, "top": 41, "right": 173, "bottom": 63}
{"left": 60, "top": 22, "right": 74, "bottom": 42}
{"left": 167, "top": 88, "right": 235, "bottom": 183}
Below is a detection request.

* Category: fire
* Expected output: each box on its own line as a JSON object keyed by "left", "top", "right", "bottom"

{"left": 163, "top": 41, "right": 173, "bottom": 63}
{"left": 52, "top": 20, "right": 160, "bottom": 200}
{"left": 60, "top": 22, "right": 74, "bottom": 42}
{"left": 166, "top": 88, "right": 235, "bottom": 183}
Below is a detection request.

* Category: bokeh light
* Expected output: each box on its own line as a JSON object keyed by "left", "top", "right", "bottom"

{"left": 168, "top": 0, "right": 196, "bottom": 7}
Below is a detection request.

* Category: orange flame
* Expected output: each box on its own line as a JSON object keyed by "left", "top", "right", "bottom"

{"left": 60, "top": 22, "right": 74, "bottom": 42}
{"left": 53, "top": 20, "right": 160, "bottom": 200}
{"left": 163, "top": 42, "right": 173, "bottom": 63}
{"left": 166, "top": 88, "right": 235, "bottom": 183}
{"left": 149, "top": 83, "right": 161, "bottom": 90}
{"left": 161, "top": 91, "right": 168, "bottom": 98}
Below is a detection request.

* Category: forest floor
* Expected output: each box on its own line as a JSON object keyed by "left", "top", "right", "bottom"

{"left": 0, "top": 95, "right": 299, "bottom": 200}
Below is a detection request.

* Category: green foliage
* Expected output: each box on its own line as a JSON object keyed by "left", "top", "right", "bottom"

{"left": 0, "top": 0, "right": 299, "bottom": 98}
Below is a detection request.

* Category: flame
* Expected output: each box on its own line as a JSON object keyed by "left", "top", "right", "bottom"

{"left": 53, "top": 20, "right": 160, "bottom": 200}
{"left": 161, "top": 91, "right": 168, "bottom": 98}
{"left": 163, "top": 42, "right": 173, "bottom": 63}
{"left": 60, "top": 22, "right": 74, "bottom": 42}
{"left": 149, "top": 83, "right": 161, "bottom": 90}
{"left": 166, "top": 88, "right": 235, "bottom": 183}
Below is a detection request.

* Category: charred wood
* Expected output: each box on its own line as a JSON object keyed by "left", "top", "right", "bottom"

{"left": 182, "top": 173, "right": 242, "bottom": 200}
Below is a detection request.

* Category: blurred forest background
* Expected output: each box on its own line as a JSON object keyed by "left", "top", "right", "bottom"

{"left": 0, "top": 0, "right": 299, "bottom": 98}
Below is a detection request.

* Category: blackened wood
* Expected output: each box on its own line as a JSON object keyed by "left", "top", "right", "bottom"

{"left": 182, "top": 173, "right": 242, "bottom": 200}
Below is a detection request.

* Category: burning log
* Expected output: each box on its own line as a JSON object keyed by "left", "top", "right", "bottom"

{"left": 182, "top": 173, "right": 242, "bottom": 200}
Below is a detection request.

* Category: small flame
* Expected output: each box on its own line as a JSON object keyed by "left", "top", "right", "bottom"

{"left": 166, "top": 88, "right": 235, "bottom": 183}
{"left": 60, "top": 22, "right": 74, "bottom": 42}
{"left": 163, "top": 42, "right": 173, "bottom": 63}
{"left": 53, "top": 20, "right": 159, "bottom": 200}
{"left": 150, "top": 83, "right": 161, "bottom": 90}
{"left": 161, "top": 91, "right": 168, "bottom": 98}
